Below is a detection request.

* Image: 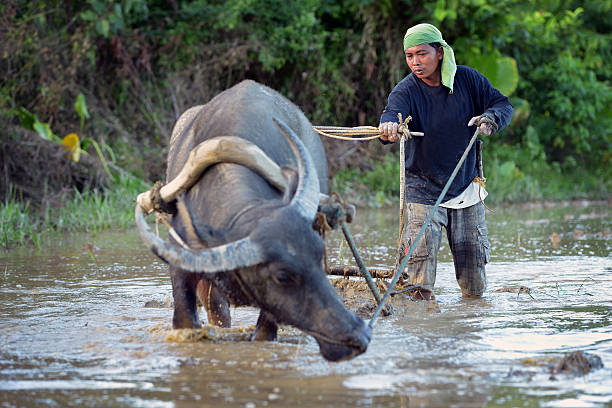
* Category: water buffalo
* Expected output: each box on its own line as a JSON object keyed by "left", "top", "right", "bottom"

{"left": 136, "top": 80, "right": 370, "bottom": 361}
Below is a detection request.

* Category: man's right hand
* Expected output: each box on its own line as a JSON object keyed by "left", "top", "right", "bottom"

{"left": 379, "top": 121, "right": 399, "bottom": 142}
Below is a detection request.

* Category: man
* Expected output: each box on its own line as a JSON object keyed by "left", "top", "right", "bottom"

{"left": 379, "top": 23, "right": 513, "bottom": 300}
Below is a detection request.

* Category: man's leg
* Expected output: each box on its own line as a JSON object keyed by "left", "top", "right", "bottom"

{"left": 447, "top": 202, "right": 489, "bottom": 297}
{"left": 396, "top": 203, "right": 446, "bottom": 300}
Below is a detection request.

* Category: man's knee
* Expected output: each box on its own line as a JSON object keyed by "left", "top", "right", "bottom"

{"left": 450, "top": 205, "right": 489, "bottom": 296}
{"left": 456, "top": 259, "right": 487, "bottom": 296}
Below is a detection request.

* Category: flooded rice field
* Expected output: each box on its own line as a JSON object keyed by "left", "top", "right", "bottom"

{"left": 1, "top": 200, "right": 611, "bottom": 407}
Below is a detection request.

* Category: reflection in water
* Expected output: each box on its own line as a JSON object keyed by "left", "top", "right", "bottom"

{"left": 0, "top": 202, "right": 611, "bottom": 407}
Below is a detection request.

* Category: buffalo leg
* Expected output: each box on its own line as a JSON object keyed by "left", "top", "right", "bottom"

{"left": 196, "top": 278, "right": 231, "bottom": 328}
{"left": 170, "top": 267, "right": 202, "bottom": 329}
{"left": 252, "top": 311, "right": 278, "bottom": 341}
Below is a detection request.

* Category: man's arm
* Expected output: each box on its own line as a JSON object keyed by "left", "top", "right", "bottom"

{"left": 466, "top": 68, "right": 514, "bottom": 135}
{"left": 379, "top": 78, "right": 412, "bottom": 143}
{"left": 478, "top": 72, "right": 514, "bottom": 133}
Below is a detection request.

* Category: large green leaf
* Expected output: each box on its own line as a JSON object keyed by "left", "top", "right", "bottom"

{"left": 32, "top": 121, "right": 60, "bottom": 142}
{"left": 74, "top": 93, "right": 90, "bottom": 131}
{"left": 471, "top": 54, "right": 519, "bottom": 96}
{"left": 74, "top": 93, "right": 90, "bottom": 121}
{"left": 18, "top": 107, "right": 60, "bottom": 142}
{"left": 17, "top": 107, "right": 38, "bottom": 130}
{"left": 495, "top": 56, "right": 519, "bottom": 96}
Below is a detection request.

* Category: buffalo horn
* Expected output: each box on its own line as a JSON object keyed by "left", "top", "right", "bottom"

{"left": 135, "top": 205, "right": 266, "bottom": 273}
{"left": 272, "top": 118, "right": 320, "bottom": 221}
{"left": 137, "top": 136, "right": 288, "bottom": 214}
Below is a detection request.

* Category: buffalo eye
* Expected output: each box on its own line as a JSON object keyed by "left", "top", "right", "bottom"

{"left": 271, "top": 270, "right": 297, "bottom": 286}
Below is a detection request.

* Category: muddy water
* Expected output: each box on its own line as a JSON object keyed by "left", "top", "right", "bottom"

{"left": 1, "top": 201, "right": 611, "bottom": 407}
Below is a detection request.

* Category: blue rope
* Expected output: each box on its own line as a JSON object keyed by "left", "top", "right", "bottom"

{"left": 368, "top": 128, "right": 480, "bottom": 328}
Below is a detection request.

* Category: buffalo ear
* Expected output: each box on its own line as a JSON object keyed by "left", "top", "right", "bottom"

{"left": 192, "top": 220, "right": 227, "bottom": 247}
{"left": 280, "top": 166, "right": 298, "bottom": 204}
{"left": 272, "top": 117, "right": 320, "bottom": 221}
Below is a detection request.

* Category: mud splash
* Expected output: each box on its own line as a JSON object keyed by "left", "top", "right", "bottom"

{"left": 331, "top": 278, "right": 441, "bottom": 316}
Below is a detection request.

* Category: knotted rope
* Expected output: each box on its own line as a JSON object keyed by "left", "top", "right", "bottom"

{"left": 396, "top": 113, "right": 410, "bottom": 251}
{"left": 150, "top": 181, "right": 177, "bottom": 215}
{"left": 315, "top": 114, "right": 415, "bottom": 278}
{"left": 313, "top": 123, "right": 423, "bottom": 140}
{"left": 314, "top": 114, "right": 417, "bottom": 311}
{"left": 474, "top": 175, "right": 495, "bottom": 213}
{"left": 314, "top": 113, "right": 415, "bottom": 250}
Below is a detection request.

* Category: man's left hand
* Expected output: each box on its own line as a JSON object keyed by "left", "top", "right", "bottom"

{"left": 468, "top": 115, "right": 497, "bottom": 136}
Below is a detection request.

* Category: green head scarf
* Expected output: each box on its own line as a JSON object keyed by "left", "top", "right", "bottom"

{"left": 403, "top": 23, "right": 456, "bottom": 93}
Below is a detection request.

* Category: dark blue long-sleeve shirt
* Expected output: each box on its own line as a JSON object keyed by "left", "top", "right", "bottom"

{"left": 380, "top": 65, "right": 514, "bottom": 204}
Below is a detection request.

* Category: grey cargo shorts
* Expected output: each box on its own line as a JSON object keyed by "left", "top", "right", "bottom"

{"left": 396, "top": 201, "right": 490, "bottom": 296}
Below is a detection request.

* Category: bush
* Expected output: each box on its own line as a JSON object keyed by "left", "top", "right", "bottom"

{"left": 1, "top": 0, "right": 610, "bottom": 238}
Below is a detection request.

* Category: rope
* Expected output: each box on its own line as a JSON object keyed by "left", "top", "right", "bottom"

{"left": 313, "top": 124, "right": 423, "bottom": 141}
{"left": 154, "top": 212, "right": 190, "bottom": 250}
{"left": 474, "top": 176, "right": 487, "bottom": 196}
{"left": 313, "top": 126, "right": 383, "bottom": 141}
{"left": 390, "top": 285, "right": 428, "bottom": 296}
{"left": 369, "top": 127, "right": 481, "bottom": 328}
{"left": 314, "top": 114, "right": 414, "bottom": 266}
{"left": 150, "top": 181, "right": 177, "bottom": 214}
{"left": 398, "top": 133, "right": 406, "bottom": 248}
{"left": 474, "top": 176, "right": 495, "bottom": 213}
{"left": 314, "top": 115, "right": 414, "bottom": 255}
{"left": 396, "top": 114, "right": 409, "bottom": 251}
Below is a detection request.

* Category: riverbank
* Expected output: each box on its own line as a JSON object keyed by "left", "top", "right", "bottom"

{"left": 331, "top": 151, "right": 611, "bottom": 208}
{"left": 0, "top": 174, "right": 144, "bottom": 250}
{"left": 2, "top": 164, "right": 609, "bottom": 250}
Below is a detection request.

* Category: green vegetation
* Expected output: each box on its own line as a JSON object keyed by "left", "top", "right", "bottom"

{"left": 1, "top": 174, "right": 144, "bottom": 249}
{"left": 1, "top": 0, "right": 610, "bottom": 248}
{"left": 331, "top": 155, "right": 401, "bottom": 208}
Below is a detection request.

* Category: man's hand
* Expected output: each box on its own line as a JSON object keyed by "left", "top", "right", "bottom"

{"left": 379, "top": 121, "right": 399, "bottom": 142}
{"left": 468, "top": 114, "right": 498, "bottom": 136}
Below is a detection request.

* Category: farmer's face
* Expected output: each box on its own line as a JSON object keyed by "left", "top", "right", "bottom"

{"left": 405, "top": 44, "right": 444, "bottom": 86}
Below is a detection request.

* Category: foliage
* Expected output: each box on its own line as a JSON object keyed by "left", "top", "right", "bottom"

{"left": 0, "top": 193, "right": 41, "bottom": 249}
{"left": 17, "top": 107, "right": 60, "bottom": 143}
{"left": 332, "top": 154, "right": 401, "bottom": 207}
{"left": 1, "top": 0, "right": 610, "bottom": 247}
{"left": 3, "top": 0, "right": 608, "bottom": 174}
{"left": 332, "top": 145, "right": 611, "bottom": 206}
{"left": 503, "top": 4, "right": 612, "bottom": 172}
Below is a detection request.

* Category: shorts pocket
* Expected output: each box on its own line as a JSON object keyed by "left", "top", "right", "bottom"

{"left": 477, "top": 224, "right": 490, "bottom": 266}
{"left": 403, "top": 222, "right": 431, "bottom": 262}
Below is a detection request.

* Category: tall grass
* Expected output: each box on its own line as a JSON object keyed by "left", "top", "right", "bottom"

{"left": 1, "top": 174, "right": 148, "bottom": 250}
{"left": 0, "top": 199, "right": 41, "bottom": 249}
